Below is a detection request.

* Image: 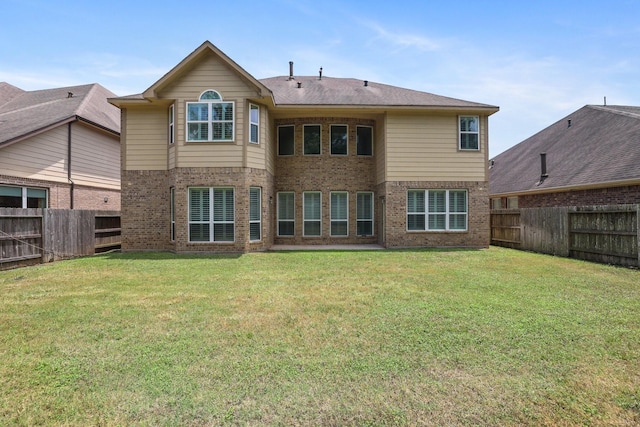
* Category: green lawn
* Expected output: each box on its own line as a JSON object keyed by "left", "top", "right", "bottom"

{"left": 1, "top": 247, "right": 639, "bottom": 426}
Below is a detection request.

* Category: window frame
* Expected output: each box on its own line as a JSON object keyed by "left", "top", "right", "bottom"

{"left": 407, "top": 189, "right": 468, "bottom": 232}
{"left": 186, "top": 90, "right": 235, "bottom": 142}
{"left": 168, "top": 104, "right": 174, "bottom": 145}
{"left": 330, "top": 191, "right": 349, "bottom": 237}
{"left": 356, "top": 125, "right": 373, "bottom": 156}
{"left": 277, "top": 125, "right": 295, "bottom": 156}
{"left": 0, "top": 185, "right": 47, "bottom": 208}
{"left": 303, "top": 191, "right": 322, "bottom": 237}
{"left": 356, "top": 192, "right": 374, "bottom": 236}
{"left": 188, "top": 187, "right": 235, "bottom": 243}
{"left": 277, "top": 192, "right": 295, "bottom": 237}
{"left": 459, "top": 115, "right": 480, "bottom": 151}
{"left": 303, "top": 124, "right": 321, "bottom": 155}
{"left": 249, "top": 187, "right": 261, "bottom": 241}
{"left": 330, "top": 124, "right": 348, "bottom": 155}
{"left": 249, "top": 103, "right": 259, "bottom": 144}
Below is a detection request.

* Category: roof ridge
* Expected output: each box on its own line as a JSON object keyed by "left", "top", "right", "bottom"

{"left": 75, "top": 83, "right": 99, "bottom": 118}
{"left": 587, "top": 104, "right": 640, "bottom": 120}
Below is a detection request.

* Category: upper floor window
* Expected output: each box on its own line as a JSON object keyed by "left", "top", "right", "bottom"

{"left": 304, "top": 125, "right": 321, "bottom": 155}
{"left": 356, "top": 126, "right": 373, "bottom": 156}
{"left": 249, "top": 104, "right": 259, "bottom": 144}
{"left": 168, "top": 104, "right": 174, "bottom": 145}
{"left": 278, "top": 125, "right": 294, "bottom": 156}
{"left": 186, "top": 90, "right": 234, "bottom": 142}
{"left": 459, "top": 116, "right": 479, "bottom": 150}
{"left": 331, "top": 125, "right": 348, "bottom": 155}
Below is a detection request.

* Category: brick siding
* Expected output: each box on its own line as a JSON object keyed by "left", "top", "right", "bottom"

{"left": 518, "top": 185, "right": 640, "bottom": 208}
{"left": 1, "top": 174, "right": 120, "bottom": 210}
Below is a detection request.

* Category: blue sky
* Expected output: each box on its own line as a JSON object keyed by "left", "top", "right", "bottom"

{"left": 2, "top": 0, "right": 638, "bottom": 156}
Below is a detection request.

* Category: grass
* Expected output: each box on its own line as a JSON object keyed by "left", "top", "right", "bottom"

{"left": 1, "top": 247, "right": 639, "bottom": 426}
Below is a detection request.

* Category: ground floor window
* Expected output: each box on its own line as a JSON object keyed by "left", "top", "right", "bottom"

{"left": 357, "top": 192, "right": 374, "bottom": 236}
{"left": 249, "top": 187, "right": 261, "bottom": 241}
{"left": 0, "top": 185, "right": 47, "bottom": 208}
{"left": 407, "top": 189, "right": 467, "bottom": 231}
{"left": 303, "top": 192, "right": 322, "bottom": 236}
{"left": 277, "top": 192, "right": 295, "bottom": 236}
{"left": 330, "top": 191, "right": 348, "bottom": 236}
{"left": 188, "top": 187, "right": 234, "bottom": 242}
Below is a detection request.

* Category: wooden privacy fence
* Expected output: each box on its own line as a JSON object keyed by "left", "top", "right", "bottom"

{"left": 0, "top": 208, "right": 120, "bottom": 270}
{"left": 491, "top": 204, "right": 639, "bottom": 268}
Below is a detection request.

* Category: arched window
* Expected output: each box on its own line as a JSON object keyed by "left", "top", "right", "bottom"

{"left": 186, "top": 90, "right": 234, "bottom": 142}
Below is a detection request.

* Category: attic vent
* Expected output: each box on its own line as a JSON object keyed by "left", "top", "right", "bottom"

{"left": 567, "top": 119, "right": 571, "bottom": 128}
{"left": 67, "top": 92, "right": 73, "bottom": 98}
{"left": 297, "top": 82, "right": 302, "bottom": 89}
{"left": 364, "top": 80, "right": 369, "bottom": 87}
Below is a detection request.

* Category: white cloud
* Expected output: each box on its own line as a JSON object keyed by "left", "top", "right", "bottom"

{"left": 362, "top": 20, "right": 443, "bottom": 52}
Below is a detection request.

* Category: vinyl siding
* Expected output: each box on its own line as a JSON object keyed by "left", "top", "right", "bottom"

{"left": 385, "top": 113, "right": 487, "bottom": 181}
{"left": 124, "top": 106, "right": 168, "bottom": 170}
{"left": 0, "top": 124, "right": 119, "bottom": 189}
{"left": 0, "top": 126, "right": 68, "bottom": 182}
{"left": 69, "top": 123, "right": 120, "bottom": 189}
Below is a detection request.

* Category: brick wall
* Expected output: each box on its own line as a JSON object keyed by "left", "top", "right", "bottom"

{"left": 380, "top": 180, "right": 490, "bottom": 248}
{"left": 519, "top": 185, "right": 640, "bottom": 208}
{"left": 1, "top": 174, "right": 120, "bottom": 210}
{"left": 273, "top": 117, "right": 378, "bottom": 245}
{"left": 122, "top": 168, "right": 273, "bottom": 253}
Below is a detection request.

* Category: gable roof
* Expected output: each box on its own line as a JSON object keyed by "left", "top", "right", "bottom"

{"left": 110, "top": 40, "right": 498, "bottom": 114}
{"left": 0, "top": 82, "right": 120, "bottom": 148}
{"left": 489, "top": 105, "right": 640, "bottom": 196}
{"left": 260, "top": 76, "right": 498, "bottom": 111}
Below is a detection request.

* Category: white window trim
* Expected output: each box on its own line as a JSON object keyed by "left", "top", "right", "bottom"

{"left": 277, "top": 192, "right": 295, "bottom": 237}
{"left": 168, "top": 104, "right": 174, "bottom": 145}
{"left": 277, "top": 125, "right": 295, "bottom": 156}
{"left": 186, "top": 90, "right": 235, "bottom": 142}
{"left": 303, "top": 124, "right": 322, "bottom": 156}
{"left": 356, "top": 191, "right": 374, "bottom": 236}
{"left": 303, "top": 191, "right": 322, "bottom": 237}
{"left": 459, "top": 115, "right": 480, "bottom": 151}
{"left": 330, "top": 191, "right": 349, "bottom": 237}
{"left": 356, "top": 125, "right": 373, "bottom": 156}
{"left": 249, "top": 103, "right": 259, "bottom": 144}
{"left": 249, "top": 187, "right": 261, "bottom": 242}
{"left": 330, "top": 124, "right": 348, "bottom": 156}
{"left": 188, "top": 187, "right": 235, "bottom": 243}
{"left": 407, "top": 189, "right": 468, "bottom": 232}
{"left": 0, "top": 185, "right": 48, "bottom": 208}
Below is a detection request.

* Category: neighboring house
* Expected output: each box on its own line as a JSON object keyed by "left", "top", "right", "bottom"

{"left": 109, "top": 41, "right": 499, "bottom": 252}
{"left": 0, "top": 82, "right": 121, "bottom": 210}
{"left": 490, "top": 105, "right": 640, "bottom": 208}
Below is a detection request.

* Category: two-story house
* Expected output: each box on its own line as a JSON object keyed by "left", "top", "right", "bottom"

{"left": 109, "top": 41, "right": 499, "bottom": 252}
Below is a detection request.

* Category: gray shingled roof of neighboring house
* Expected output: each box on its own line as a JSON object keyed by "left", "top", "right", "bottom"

{"left": 260, "top": 76, "right": 498, "bottom": 109}
{"left": 0, "top": 82, "right": 120, "bottom": 147}
{"left": 489, "top": 105, "right": 640, "bottom": 195}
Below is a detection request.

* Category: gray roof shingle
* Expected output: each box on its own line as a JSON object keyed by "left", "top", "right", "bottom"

{"left": 489, "top": 105, "right": 640, "bottom": 195}
{"left": 0, "top": 83, "right": 120, "bottom": 147}
{"left": 260, "top": 76, "right": 497, "bottom": 109}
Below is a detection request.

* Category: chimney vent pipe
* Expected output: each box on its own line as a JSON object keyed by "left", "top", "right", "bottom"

{"left": 289, "top": 61, "right": 294, "bottom": 80}
{"left": 540, "top": 152, "right": 548, "bottom": 179}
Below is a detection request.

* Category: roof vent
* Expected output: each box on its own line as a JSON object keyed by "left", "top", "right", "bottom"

{"left": 67, "top": 92, "right": 73, "bottom": 98}
{"left": 567, "top": 119, "right": 571, "bottom": 128}
{"left": 538, "top": 152, "right": 548, "bottom": 184}
{"left": 288, "top": 61, "right": 294, "bottom": 80}
{"left": 297, "top": 82, "right": 302, "bottom": 89}
{"left": 319, "top": 67, "right": 323, "bottom": 80}
{"left": 364, "top": 80, "right": 369, "bottom": 87}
